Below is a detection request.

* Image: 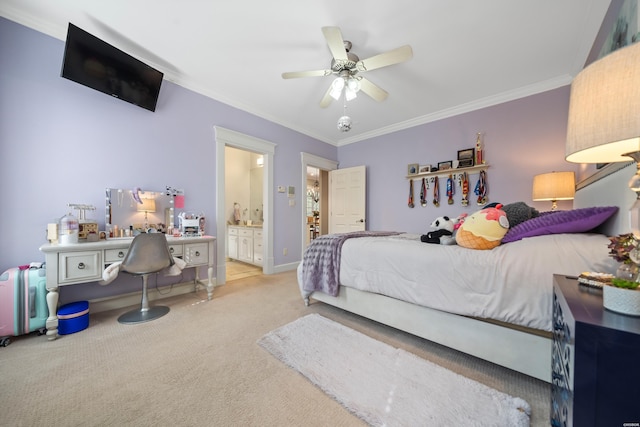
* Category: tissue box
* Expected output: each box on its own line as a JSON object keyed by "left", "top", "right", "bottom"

{"left": 57, "top": 301, "right": 89, "bottom": 335}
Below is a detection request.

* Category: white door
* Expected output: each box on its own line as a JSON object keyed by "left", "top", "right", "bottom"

{"left": 329, "top": 165, "right": 366, "bottom": 233}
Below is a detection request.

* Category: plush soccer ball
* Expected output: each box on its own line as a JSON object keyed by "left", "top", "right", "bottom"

{"left": 456, "top": 204, "right": 510, "bottom": 250}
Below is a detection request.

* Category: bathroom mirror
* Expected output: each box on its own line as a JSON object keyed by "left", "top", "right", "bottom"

{"left": 105, "top": 188, "right": 175, "bottom": 236}
{"left": 249, "top": 163, "right": 264, "bottom": 223}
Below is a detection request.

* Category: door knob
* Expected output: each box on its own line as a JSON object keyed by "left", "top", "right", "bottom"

{"left": 357, "top": 219, "right": 365, "bottom": 223}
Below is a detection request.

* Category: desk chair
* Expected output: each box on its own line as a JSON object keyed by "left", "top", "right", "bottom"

{"left": 117, "top": 233, "right": 174, "bottom": 324}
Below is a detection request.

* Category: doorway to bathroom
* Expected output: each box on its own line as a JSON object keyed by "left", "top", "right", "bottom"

{"left": 225, "top": 146, "right": 264, "bottom": 282}
{"left": 215, "top": 126, "right": 276, "bottom": 286}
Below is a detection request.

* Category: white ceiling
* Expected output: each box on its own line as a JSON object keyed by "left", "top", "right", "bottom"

{"left": 1, "top": 1, "right": 612, "bottom": 146}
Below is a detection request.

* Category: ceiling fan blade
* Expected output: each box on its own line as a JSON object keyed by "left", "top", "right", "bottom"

{"left": 322, "top": 26, "right": 348, "bottom": 62}
{"left": 359, "top": 77, "right": 388, "bottom": 102}
{"left": 282, "top": 69, "right": 333, "bottom": 79}
{"left": 319, "top": 86, "right": 333, "bottom": 108}
{"left": 356, "top": 45, "right": 413, "bottom": 72}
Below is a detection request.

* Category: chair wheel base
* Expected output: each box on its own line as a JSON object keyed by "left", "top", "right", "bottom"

{"left": 118, "top": 306, "right": 170, "bottom": 324}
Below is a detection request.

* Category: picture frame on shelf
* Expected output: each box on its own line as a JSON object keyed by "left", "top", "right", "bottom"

{"left": 457, "top": 148, "right": 475, "bottom": 168}
{"left": 419, "top": 164, "right": 432, "bottom": 173}
{"left": 437, "top": 161, "right": 453, "bottom": 171}
{"left": 407, "top": 163, "right": 419, "bottom": 175}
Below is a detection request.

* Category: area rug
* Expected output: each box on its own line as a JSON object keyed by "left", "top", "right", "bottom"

{"left": 258, "top": 314, "right": 530, "bottom": 427}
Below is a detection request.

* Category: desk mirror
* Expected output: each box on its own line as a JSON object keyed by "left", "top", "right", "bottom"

{"left": 105, "top": 188, "right": 175, "bottom": 236}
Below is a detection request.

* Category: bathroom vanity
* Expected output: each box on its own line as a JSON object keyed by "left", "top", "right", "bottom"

{"left": 39, "top": 235, "right": 216, "bottom": 340}
{"left": 228, "top": 225, "right": 263, "bottom": 266}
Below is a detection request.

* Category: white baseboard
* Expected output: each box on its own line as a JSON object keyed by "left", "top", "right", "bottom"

{"left": 88, "top": 280, "right": 216, "bottom": 314}
{"left": 273, "top": 261, "right": 299, "bottom": 274}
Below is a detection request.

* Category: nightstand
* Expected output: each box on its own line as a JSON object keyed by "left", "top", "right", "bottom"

{"left": 551, "top": 274, "right": 640, "bottom": 427}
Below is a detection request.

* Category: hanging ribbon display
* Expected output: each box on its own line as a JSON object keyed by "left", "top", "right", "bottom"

{"left": 447, "top": 174, "right": 454, "bottom": 205}
{"left": 461, "top": 172, "right": 469, "bottom": 207}
{"left": 420, "top": 178, "right": 427, "bottom": 207}
{"left": 432, "top": 176, "right": 440, "bottom": 207}
{"left": 474, "top": 170, "right": 488, "bottom": 205}
{"left": 408, "top": 179, "right": 415, "bottom": 208}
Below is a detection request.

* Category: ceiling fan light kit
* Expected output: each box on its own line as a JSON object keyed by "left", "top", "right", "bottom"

{"left": 329, "top": 71, "right": 361, "bottom": 101}
{"left": 282, "top": 26, "right": 413, "bottom": 131}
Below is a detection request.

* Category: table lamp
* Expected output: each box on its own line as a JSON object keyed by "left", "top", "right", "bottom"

{"left": 532, "top": 171, "right": 575, "bottom": 211}
{"left": 565, "top": 41, "right": 640, "bottom": 237}
{"left": 137, "top": 198, "right": 156, "bottom": 230}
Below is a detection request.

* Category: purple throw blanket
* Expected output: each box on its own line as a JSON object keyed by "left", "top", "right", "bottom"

{"left": 302, "top": 231, "right": 400, "bottom": 297}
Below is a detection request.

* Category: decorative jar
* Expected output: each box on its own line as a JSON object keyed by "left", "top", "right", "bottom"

{"left": 603, "top": 284, "right": 640, "bottom": 316}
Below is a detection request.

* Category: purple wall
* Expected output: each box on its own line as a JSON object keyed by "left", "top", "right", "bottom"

{"left": 338, "top": 87, "right": 576, "bottom": 234}
{"left": 0, "top": 18, "right": 336, "bottom": 303}
{"left": 2, "top": 17, "right": 582, "bottom": 304}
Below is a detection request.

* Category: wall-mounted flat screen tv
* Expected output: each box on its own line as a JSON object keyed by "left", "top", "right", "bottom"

{"left": 61, "top": 23, "right": 163, "bottom": 112}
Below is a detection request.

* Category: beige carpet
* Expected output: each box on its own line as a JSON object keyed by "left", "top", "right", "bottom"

{"left": 0, "top": 270, "right": 550, "bottom": 426}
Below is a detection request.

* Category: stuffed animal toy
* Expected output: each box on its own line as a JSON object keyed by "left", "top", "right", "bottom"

{"left": 456, "top": 204, "right": 510, "bottom": 250}
{"left": 421, "top": 215, "right": 462, "bottom": 245}
{"left": 484, "top": 201, "right": 539, "bottom": 228}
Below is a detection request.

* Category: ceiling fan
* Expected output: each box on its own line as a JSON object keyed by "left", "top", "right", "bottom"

{"left": 282, "top": 26, "right": 413, "bottom": 107}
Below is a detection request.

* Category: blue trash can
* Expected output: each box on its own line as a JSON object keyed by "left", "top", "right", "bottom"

{"left": 57, "top": 301, "right": 89, "bottom": 335}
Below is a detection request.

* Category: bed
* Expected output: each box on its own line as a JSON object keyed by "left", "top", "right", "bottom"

{"left": 297, "top": 162, "right": 635, "bottom": 382}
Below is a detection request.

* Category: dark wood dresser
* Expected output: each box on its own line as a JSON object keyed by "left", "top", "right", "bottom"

{"left": 551, "top": 274, "right": 640, "bottom": 427}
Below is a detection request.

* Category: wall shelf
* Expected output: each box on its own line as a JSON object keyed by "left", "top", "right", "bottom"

{"left": 406, "top": 164, "right": 489, "bottom": 180}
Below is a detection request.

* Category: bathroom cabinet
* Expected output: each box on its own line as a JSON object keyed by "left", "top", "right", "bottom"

{"left": 228, "top": 226, "right": 263, "bottom": 266}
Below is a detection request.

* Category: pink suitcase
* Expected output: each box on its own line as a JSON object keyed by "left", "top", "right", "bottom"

{"left": 0, "top": 265, "right": 48, "bottom": 346}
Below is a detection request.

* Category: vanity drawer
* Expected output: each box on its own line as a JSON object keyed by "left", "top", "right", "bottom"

{"left": 253, "top": 237, "right": 263, "bottom": 266}
{"left": 228, "top": 227, "right": 239, "bottom": 236}
{"left": 58, "top": 251, "right": 102, "bottom": 284}
{"left": 168, "top": 244, "right": 183, "bottom": 257}
{"left": 105, "top": 248, "right": 128, "bottom": 263}
{"left": 184, "top": 243, "right": 208, "bottom": 266}
{"left": 238, "top": 229, "right": 253, "bottom": 238}
{"left": 254, "top": 230, "right": 263, "bottom": 239}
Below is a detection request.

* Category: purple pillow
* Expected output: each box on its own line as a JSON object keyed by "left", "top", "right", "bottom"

{"left": 501, "top": 206, "right": 618, "bottom": 243}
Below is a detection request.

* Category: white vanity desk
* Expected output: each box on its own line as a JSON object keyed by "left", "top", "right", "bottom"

{"left": 39, "top": 235, "right": 216, "bottom": 340}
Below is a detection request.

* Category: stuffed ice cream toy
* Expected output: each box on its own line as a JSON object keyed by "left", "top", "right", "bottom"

{"left": 456, "top": 204, "right": 510, "bottom": 250}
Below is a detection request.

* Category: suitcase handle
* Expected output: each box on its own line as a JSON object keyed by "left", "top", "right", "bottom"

{"left": 77, "top": 262, "right": 85, "bottom": 270}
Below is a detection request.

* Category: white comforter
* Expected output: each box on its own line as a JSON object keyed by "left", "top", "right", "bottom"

{"left": 299, "top": 233, "right": 617, "bottom": 331}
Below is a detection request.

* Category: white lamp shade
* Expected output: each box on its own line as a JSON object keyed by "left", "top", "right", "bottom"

{"left": 137, "top": 198, "right": 156, "bottom": 213}
{"left": 566, "top": 42, "right": 640, "bottom": 163}
{"left": 532, "top": 171, "right": 575, "bottom": 201}
{"left": 329, "top": 77, "right": 345, "bottom": 100}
